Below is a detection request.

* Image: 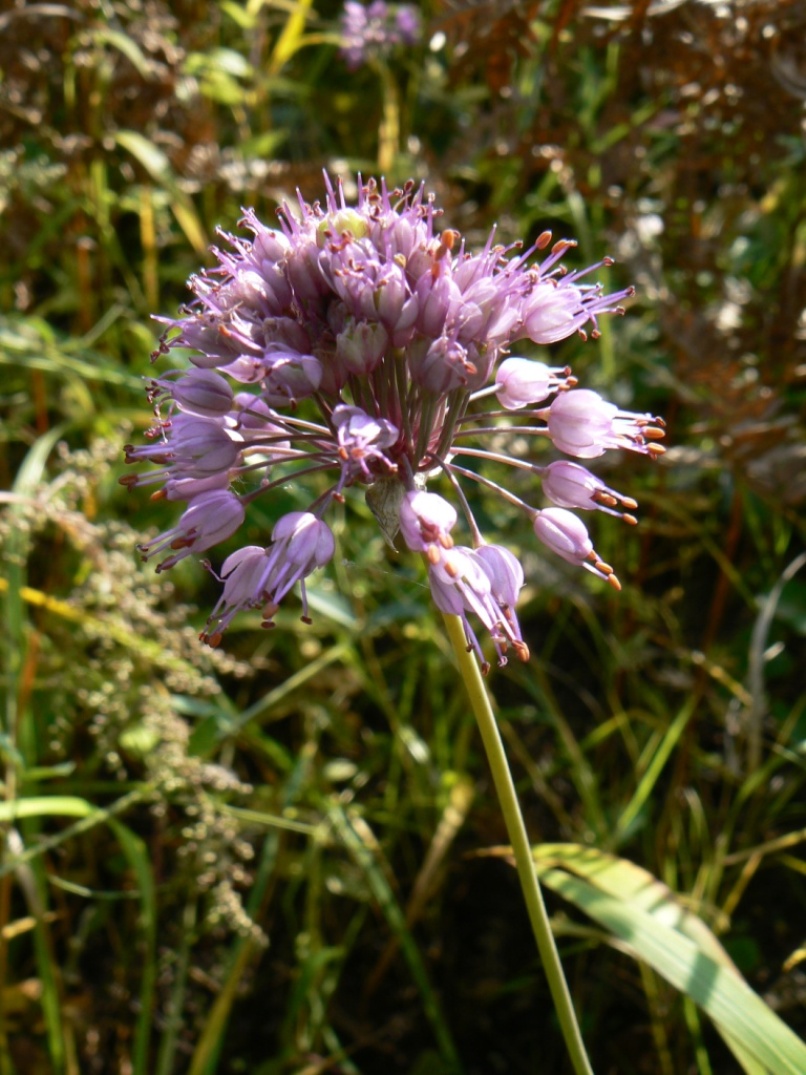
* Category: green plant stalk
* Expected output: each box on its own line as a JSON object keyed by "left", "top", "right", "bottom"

{"left": 442, "top": 612, "right": 594, "bottom": 1075}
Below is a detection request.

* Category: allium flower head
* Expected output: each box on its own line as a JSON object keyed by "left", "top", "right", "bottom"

{"left": 124, "top": 174, "right": 664, "bottom": 671}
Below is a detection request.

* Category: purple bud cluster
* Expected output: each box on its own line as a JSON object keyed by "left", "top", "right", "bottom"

{"left": 123, "top": 174, "right": 664, "bottom": 670}
{"left": 339, "top": 1, "right": 421, "bottom": 71}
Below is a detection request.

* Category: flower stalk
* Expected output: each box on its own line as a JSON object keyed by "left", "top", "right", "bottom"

{"left": 441, "top": 609, "right": 594, "bottom": 1075}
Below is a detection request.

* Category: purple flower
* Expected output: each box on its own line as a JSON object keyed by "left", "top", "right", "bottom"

{"left": 136, "top": 490, "right": 246, "bottom": 572}
{"left": 399, "top": 489, "right": 457, "bottom": 561}
{"left": 544, "top": 388, "right": 665, "bottom": 459}
{"left": 494, "top": 357, "right": 575, "bottom": 410}
{"left": 541, "top": 460, "right": 638, "bottom": 522}
{"left": 123, "top": 415, "right": 242, "bottom": 486}
{"left": 339, "top": 1, "right": 421, "bottom": 70}
{"left": 201, "top": 513, "right": 336, "bottom": 644}
{"left": 124, "top": 174, "right": 664, "bottom": 666}
{"left": 533, "top": 508, "right": 619, "bottom": 588}
{"left": 394, "top": 4, "right": 420, "bottom": 44}
{"left": 428, "top": 545, "right": 527, "bottom": 673}
{"left": 333, "top": 404, "right": 399, "bottom": 480}
{"left": 149, "top": 369, "right": 234, "bottom": 417}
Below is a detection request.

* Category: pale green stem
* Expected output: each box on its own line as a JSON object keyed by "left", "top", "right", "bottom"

{"left": 442, "top": 612, "right": 594, "bottom": 1075}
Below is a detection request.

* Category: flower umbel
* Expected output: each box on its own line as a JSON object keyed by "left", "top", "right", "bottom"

{"left": 124, "top": 174, "right": 664, "bottom": 670}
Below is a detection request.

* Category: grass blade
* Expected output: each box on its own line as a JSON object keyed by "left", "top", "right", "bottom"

{"left": 534, "top": 858, "right": 806, "bottom": 1074}
{"left": 326, "top": 801, "right": 462, "bottom": 1072}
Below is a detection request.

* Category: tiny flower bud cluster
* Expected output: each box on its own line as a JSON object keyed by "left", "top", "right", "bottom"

{"left": 124, "top": 174, "right": 664, "bottom": 669}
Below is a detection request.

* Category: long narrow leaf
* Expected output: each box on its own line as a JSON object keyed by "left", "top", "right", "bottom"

{"left": 533, "top": 844, "right": 769, "bottom": 1073}
{"left": 537, "top": 865, "right": 806, "bottom": 1075}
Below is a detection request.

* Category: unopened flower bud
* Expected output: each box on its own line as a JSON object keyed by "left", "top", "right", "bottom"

{"left": 336, "top": 319, "right": 389, "bottom": 376}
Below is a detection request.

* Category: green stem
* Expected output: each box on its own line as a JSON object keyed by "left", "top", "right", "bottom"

{"left": 442, "top": 612, "right": 594, "bottom": 1075}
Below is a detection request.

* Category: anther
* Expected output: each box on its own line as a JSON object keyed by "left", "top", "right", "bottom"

{"left": 513, "top": 640, "right": 530, "bottom": 662}
{"left": 439, "top": 229, "right": 459, "bottom": 253}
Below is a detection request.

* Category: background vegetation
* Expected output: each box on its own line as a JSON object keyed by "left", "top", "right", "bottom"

{"left": 1, "top": 1, "right": 805, "bottom": 1072}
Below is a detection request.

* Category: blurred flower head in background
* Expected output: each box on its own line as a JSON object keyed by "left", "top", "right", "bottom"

{"left": 123, "top": 174, "right": 664, "bottom": 671}
{"left": 339, "top": 1, "right": 422, "bottom": 70}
